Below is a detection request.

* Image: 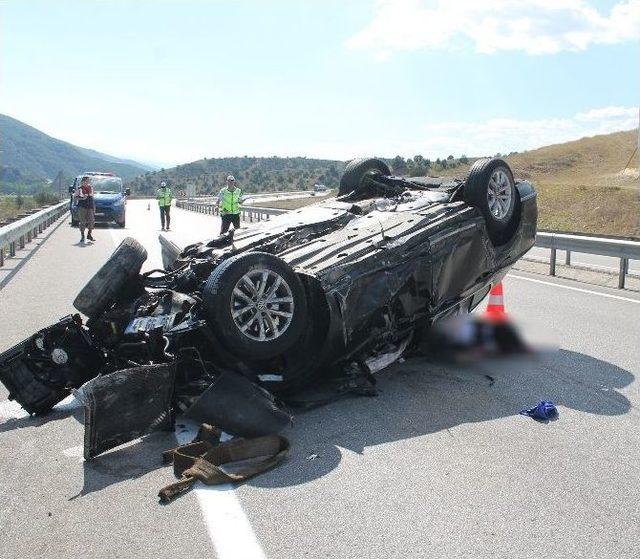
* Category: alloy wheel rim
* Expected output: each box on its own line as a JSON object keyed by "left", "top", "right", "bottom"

{"left": 487, "top": 168, "right": 513, "bottom": 220}
{"left": 230, "top": 268, "right": 294, "bottom": 341}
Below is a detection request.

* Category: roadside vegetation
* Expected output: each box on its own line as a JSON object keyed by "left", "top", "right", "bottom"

{"left": 127, "top": 157, "right": 345, "bottom": 196}
{"left": 0, "top": 191, "right": 61, "bottom": 222}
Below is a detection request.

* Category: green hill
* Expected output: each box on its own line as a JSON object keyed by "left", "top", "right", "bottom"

{"left": 0, "top": 114, "right": 153, "bottom": 192}
{"left": 428, "top": 129, "right": 639, "bottom": 238}
{"left": 127, "top": 156, "right": 344, "bottom": 195}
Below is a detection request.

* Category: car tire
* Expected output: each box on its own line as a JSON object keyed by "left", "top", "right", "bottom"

{"left": 117, "top": 220, "right": 126, "bottom": 228}
{"left": 463, "top": 158, "right": 518, "bottom": 244}
{"left": 338, "top": 158, "right": 391, "bottom": 197}
{"left": 71, "top": 219, "right": 79, "bottom": 227}
{"left": 202, "top": 252, "right": 308, "bottom": 360}
{"left": 73, "top": 237, "right": 147, "bottom": 318}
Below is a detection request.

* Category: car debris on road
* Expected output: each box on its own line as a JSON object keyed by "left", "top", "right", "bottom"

{"left": 0, "top": 157, "right": 537, "bottom": 495}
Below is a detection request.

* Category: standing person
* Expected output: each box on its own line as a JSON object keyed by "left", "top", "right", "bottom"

{"left": 76, "top": 176, "right": 95, "bottom": 243}
{"left": 217, "top": 175, "right": 242, "bottom": 235}
{"left": 157, "top": 181, "right": 173, "bottom": 231}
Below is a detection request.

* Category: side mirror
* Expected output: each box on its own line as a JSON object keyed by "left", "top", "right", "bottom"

{"left": 125, "top": 188, "right": 131, "bottom": 196}
{"left": 68, "top": 186, "right": 75, "bottom": 194}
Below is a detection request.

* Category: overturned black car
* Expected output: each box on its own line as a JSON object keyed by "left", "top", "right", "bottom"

{"left": 0, "top": 157, "right": 536, "bottom": 457}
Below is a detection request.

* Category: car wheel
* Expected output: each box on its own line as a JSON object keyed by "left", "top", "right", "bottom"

{"left": 202, "top": 252, "right": 308, "bottom": 360}
{"left": 117, "top": 220, "right": 126, "bottom": 228}
{"left": 463, "top": 158, "right": 518, "bottom": 244}
{"left": 338, "top": 158, "right": 391, "bottom": 197}
{"left": 71, "top": 219, "right": 79, "bottom": 227}
{"left": 73, "top": 237, "right": 147, "bottom": 318}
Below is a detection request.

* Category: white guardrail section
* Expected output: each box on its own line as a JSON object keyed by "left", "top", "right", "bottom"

{"left": 0, "top": 201, "right": 69, "bottom": 267}
{"left": 175, "top": 200, "right": 640, "bottom": 290}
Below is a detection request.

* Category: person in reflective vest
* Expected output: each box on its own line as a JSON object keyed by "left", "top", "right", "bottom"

{"left": 157, "top": 181, "right": 173, "bottom": 231}
{"left": 217, "top": 175, "right": 242, "bottom": 235}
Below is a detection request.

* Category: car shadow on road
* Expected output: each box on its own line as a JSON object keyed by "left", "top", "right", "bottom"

{"left": 69, "top": 431, "right": 175, "bottom": 500}
{"left": 0, "top": 404, "right": 82, "bottom": 433}
{"left": 249, "top": 348, "right": 634, "bottom": 489}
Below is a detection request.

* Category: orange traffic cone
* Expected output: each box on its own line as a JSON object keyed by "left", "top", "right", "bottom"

{"left": 483, "top": 282, "right": 508, "bottom": 323}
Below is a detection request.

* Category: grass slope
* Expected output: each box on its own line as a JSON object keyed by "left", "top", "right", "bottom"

{"left": 435, "top": 129, "right": 639, "bottom": 238}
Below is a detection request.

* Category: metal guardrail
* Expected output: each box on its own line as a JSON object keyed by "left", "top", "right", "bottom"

{"left": 535, "top": 232, "right": 640, "bottom": 289}
{"left": 175, "top": 200, "right": 288, "bottom": 222}
{"left": 0, "top": 201, "right": 69, "bottom": 267}
{"left": 189, "top": 189, "right": 314, "bottom": 201}
{"left": 175, "top": 200, "right": 640, "bottom": 290}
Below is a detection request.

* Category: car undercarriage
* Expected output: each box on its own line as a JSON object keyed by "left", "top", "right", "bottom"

{"left": 0, "top": 157, "right": 537, "bottom": 460}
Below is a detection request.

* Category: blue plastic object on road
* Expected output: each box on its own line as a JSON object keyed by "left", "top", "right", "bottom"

{"left": 520, "top": 400, "right": 558, "bottom": 420}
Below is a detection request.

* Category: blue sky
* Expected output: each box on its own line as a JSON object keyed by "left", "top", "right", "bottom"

{"left": 1, "top": 0, "right": 638, "bottom": 166}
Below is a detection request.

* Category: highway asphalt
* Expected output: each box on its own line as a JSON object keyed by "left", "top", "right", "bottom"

{"left": 0, "top": 200, "right": 638, "bottom": 559}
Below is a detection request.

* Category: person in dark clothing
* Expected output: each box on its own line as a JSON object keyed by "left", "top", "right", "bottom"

{"left": 76, "top": 176, "right": 96, "bottom": 243}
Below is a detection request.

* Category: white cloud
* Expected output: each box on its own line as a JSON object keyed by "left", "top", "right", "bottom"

{"left": 347, "top": 0, "right": 640, "bottom": 56}
{"left": 304, "top": 105, "right": 638, "bottom": 160}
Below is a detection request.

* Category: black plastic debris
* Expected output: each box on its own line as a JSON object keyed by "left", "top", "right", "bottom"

{"left": 184, "top": 372, "right": 292, "bottom": 438}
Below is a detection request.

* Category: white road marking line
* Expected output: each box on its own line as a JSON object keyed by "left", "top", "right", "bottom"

{"left": 508, "top": 274, "right": 640, "bottom": 303}
{"left": 176, "top": 422, "right": 266, "bottom": 559}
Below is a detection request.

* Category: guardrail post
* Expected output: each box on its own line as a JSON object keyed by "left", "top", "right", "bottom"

{"left": 619, "top": 258, "right": 628, "bottom": 289}
{"left": 549, "top": 248, "right": 557, "bottom": 276}
{"left": 9, "top": 242, "right": 16, "bottom": 256}
{"left": 565, "top": 250, "right": 571, "bottom": 265}
{"left": 0, "top": 247, "right": 4, "bottom": 267}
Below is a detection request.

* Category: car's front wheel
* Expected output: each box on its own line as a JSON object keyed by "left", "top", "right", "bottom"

{"left": 463, "top": 158, "right": 519, "bottom": 244}
{"left": 338, "top": 158, "right": 391, "bottom": 197}
{"left": 73, "top": 237, "right": 147, "bottom": 318}
{"left": 203, "top": 252, "right": 308, "bottom": 360}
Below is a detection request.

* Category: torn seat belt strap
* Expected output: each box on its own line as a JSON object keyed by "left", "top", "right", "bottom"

{"left": 159, "top": 433, "right": 289, "bottom": 503}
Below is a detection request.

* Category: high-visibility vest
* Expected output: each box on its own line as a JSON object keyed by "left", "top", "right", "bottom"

{"left": 219, "top": 187, "right": 242, "bottom": 214}
{"left": 157, "top": 187, "right": 172, "bottom": 207}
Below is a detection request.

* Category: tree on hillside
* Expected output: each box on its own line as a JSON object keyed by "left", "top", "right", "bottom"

{"left": 392, "top": 156, "right": 407, "bottom": 174}
{"left": 460, "top": 154, "right": 468, "bottom": 164}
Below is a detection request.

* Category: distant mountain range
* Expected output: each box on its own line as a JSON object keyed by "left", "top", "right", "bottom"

{"left": 0, "top": 114, "right": 154, "bottom": 191}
